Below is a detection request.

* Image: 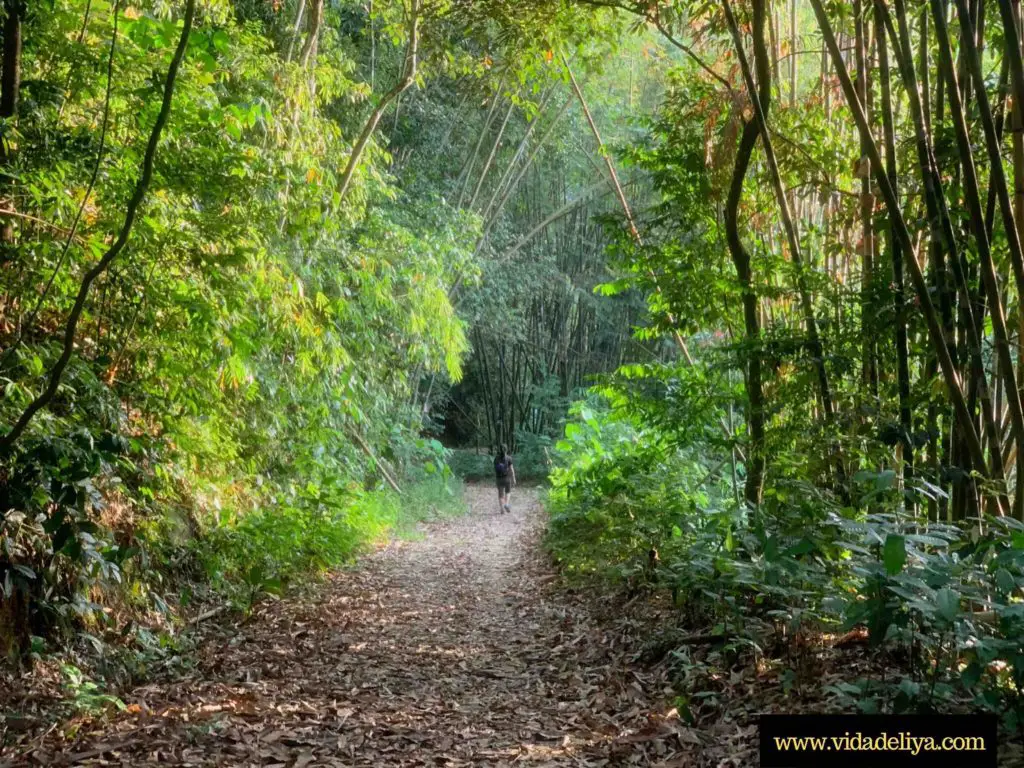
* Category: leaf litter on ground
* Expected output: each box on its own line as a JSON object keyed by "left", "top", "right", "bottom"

{"left": 8, "top": 484, "right": 1011, "bottom": 766}
{"left": 4, "top": 486, "right": 706, "bottom": 766}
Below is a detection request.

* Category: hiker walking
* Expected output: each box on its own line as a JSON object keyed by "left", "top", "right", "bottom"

{"left": 494, "top": 443, "right": 516, "bottom": 514}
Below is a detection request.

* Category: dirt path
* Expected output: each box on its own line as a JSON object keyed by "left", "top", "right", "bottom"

{"left": 10, "top": 485, "right": 702, "bottom": 767}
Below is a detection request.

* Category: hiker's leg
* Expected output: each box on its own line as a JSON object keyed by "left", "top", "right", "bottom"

{"left": 497, "top": 486, "right": 505, "bottom": 513}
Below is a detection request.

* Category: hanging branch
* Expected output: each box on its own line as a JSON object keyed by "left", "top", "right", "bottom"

{"left": 455, "top": 70, "right": 508, "bottom": 208}
{"left": 0, "top": 0, "right": 196, "bottom": 454}
{"left": 575, "top": 0, "right": 734, "bottom": 92}
{"left": 448, "top": 177, "right": 616, "bottom": 303}
{"left": 468, "top": 98, "right": 517, "bottom": 211}
{"left": 486, "top": 96, "right": 571, "bottom": 224}
{"left": 336, "top": 0, "right": 421, "bottom": 204}
{"left": 561, "top": 53, "right": 698, "bottom": 361}
{"left": 650, "top": 13, "right": 734, "bottom": 93}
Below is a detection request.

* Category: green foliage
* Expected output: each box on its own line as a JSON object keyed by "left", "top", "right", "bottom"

{"left": 548, "top": 396, "right": 737, "bottom": 586}
{"left": 547, "top": 391, "right": 1024, "bottom": 726}
{"left": 540, "top": 13, "right": 1024, "bottom": 722}
{"left": 446, "top": 449, "right": 496, "bottom": 482}
{"left": 447, "top": 433, "right": 552, "bottom": 483}
{"left": 187, "top": 475, "right": 467, "bottom": 608}
{"left": 59, "top": 663, "right": 126, "bottom": 717}
{"left": 0, "top": 0, "right": 532, "bottom": 662}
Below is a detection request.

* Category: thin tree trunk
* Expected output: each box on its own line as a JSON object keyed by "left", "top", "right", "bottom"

{"left": 468, "top": 99, "right": 516, "bottom": 211}
{"left": 723, "top": 0, "right": 849, "bottom": 501}
{"left": 875, "top": 0, "right": 914, "bottom": 508}
{"left": 791, "top": 0, "right": 799, "bottom": 106}
{"left": 1013, "top": 0, "right": 1024, "bottom": 498}
{"left": 723, "top": 0, "right": 770, "bottom": 507}
{"left": 810, "top": 0, "right": 1000, "bottom": 506}
{"left": 284, "top": 0, "right": 307, "bottom": 62}
{"left": 929, "top": 0, "right": 1021, "bottom": 515}
{"left": 298, "top": 0, "right": 323, "bottom": 68}
{"left": 350, "top": 429, "right": 402, "bottom": 494}
{"left": 855, "top": 0, "right": 877, "bottom": 394}
{"left": 0, "top": 0, "right": 22, "bottom": 123}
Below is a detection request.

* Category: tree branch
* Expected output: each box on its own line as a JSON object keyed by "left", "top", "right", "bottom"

{"left": 337, "top": 0, "right": 421, "bottom": 203}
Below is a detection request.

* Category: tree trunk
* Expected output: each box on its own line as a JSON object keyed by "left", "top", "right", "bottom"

{"left": 875, "top": 0, "right": 914, "bottom": 508}
{"left": 1, "top": 0, "right": 21, "bottom": 122}
{"left": 723, "top": 0, "right": 770, "bottom": 507}
{"left": 298, "top": 0, "right": 323, "bottom": 68}
{"left": 723, "top": 0, "right": 849, "bottom": 501}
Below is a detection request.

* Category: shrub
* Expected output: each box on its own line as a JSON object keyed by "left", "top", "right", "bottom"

{"left": 546, "top": 397, "right": 1024, "bottom": 727}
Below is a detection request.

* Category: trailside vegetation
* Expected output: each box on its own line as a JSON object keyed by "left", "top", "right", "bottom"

{"left": 0, "top": 0, "right": 639, "bottom": 677}
{"left": 545, "top": 0, "right": 1024, "bottom": 734}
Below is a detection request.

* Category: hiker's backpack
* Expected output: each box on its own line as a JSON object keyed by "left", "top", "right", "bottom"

{"left": 494, "top": 454, "right": 509, "bottom": 475}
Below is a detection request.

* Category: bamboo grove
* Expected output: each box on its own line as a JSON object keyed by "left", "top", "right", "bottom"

{"left": 0, "top": 0, "right": 668, "bottom": 657}
{"left": 11, "top": 0, "right": 1024, "bottom": 730}
{"left": 576, "top": 0, "right": 1024, "bottom": 524}
{"left": 546, "top": 0, "right": 1024, "bottom": 725}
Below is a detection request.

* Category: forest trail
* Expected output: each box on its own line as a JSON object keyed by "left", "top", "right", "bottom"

{"left": 14, "top": 484, "right": 709, "bottom": 767}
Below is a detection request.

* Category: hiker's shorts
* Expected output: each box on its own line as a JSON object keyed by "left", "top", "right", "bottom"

{"left": 496, "top": 477, "right": 511, "bottom": 495}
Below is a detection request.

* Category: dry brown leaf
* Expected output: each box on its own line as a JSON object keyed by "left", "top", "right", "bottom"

{"left": 1, "top": 486, "right": 790, "bottom": 768}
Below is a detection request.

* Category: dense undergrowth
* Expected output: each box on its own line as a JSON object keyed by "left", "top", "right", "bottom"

{"left": 547, "top": 394, "right": 1024, "bottom": 730}
{"left": 3, "top": 467, "right": 466, "bottom": 711}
